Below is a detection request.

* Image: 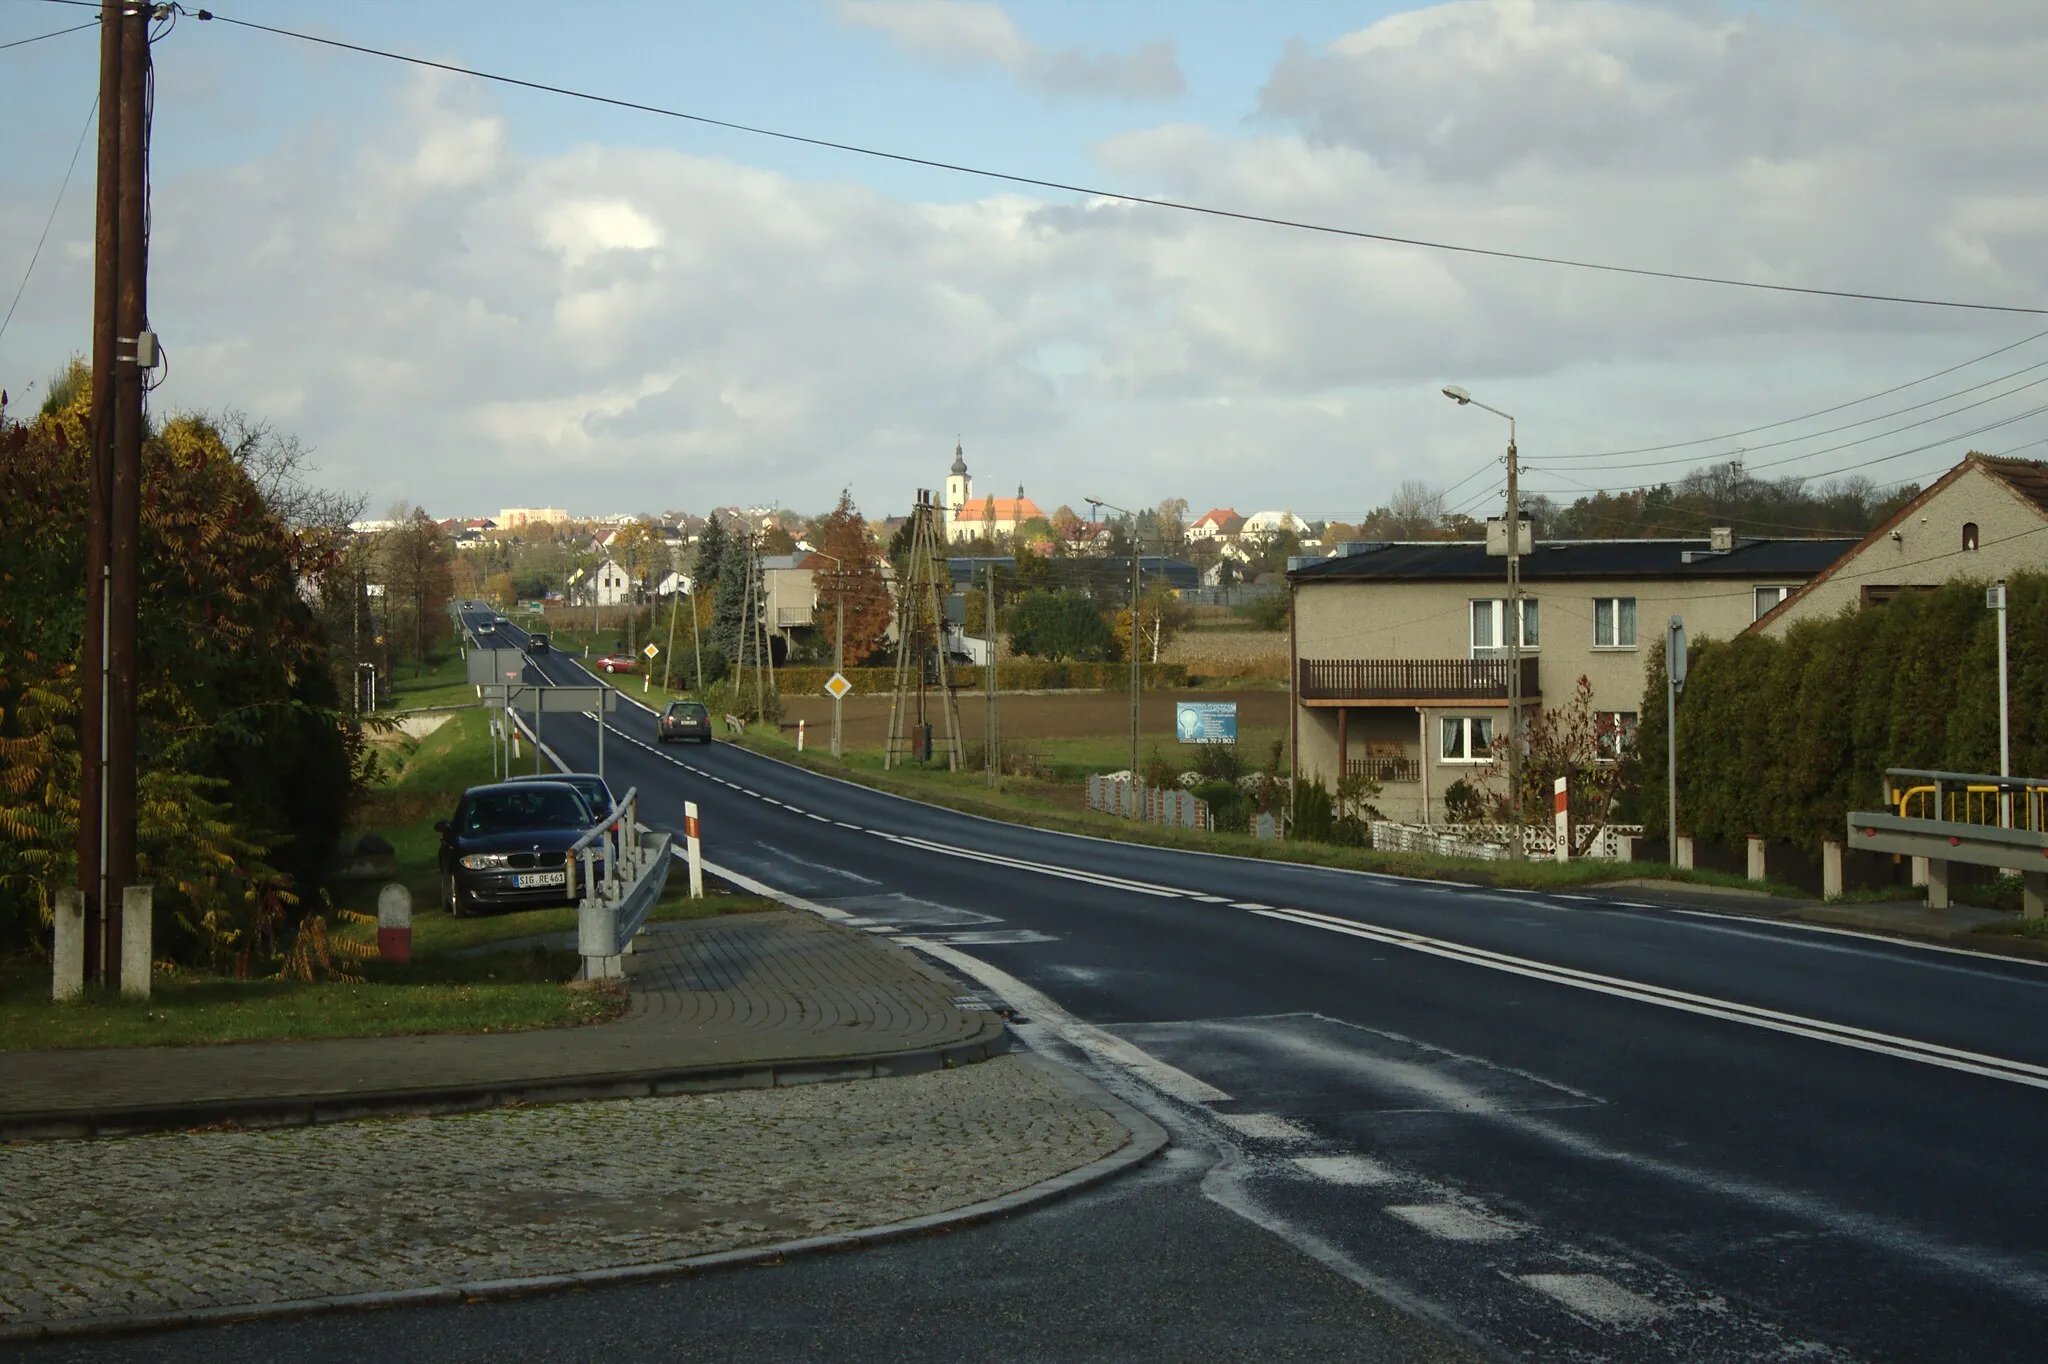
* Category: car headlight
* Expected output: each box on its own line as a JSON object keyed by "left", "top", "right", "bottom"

{"left": 460, "top": 853, "right": 511, "bottom": 870}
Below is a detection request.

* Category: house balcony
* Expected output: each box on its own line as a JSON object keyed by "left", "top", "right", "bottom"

{"left": 1298, "top": 657, "right": 1540, "bottom": 707}
{"left": 1347, "top": 754, "right": 1421, "bottom": 784}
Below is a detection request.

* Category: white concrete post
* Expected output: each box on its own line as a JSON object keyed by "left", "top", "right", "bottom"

{"left": 1911, "top": 855, "right": 1929, "bottom": 887}
{"left": 1675, "top": 834, "right": 1695, "bottom": 870}
{"left": 1615, "top": 834, "right": 1634, "bottom": 864}
{"left": 2024, "top": 871, "right": 2045, "bottom": 921}
{"left": 52, "top": 888, "right": 84, "bottom": 1001}
{"left": 685, "top": 800, "right": 704, "bottom": 898}
{"left": 1553, "top": 777, "right": 1569, "bottom": 863}
{"left": 120, "top": 885, "right": 153, "bottom": 1001}
{"left": 1746, "top": 836, "right": 1766, "bottom": 883}
{"left": 1822, "top": 839, "right": 1844, "bottom": 900}
{"left": 1926, "top": 858, "right": 1951, "bottom": 910}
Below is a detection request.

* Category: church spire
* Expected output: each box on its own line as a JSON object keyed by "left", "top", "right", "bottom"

{"left": 951, "top": 439, "right": 967, "bottom": 477}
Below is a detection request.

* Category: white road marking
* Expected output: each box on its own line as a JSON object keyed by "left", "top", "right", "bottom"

{"left": 1668, "top": 906, "right": 2048, "bottom": 972}
{"left": 1384, "top": 1204, "right": 1521, "bottom": 1243}
{"left": 835, "top": 822, "right": 865, "bottom": 831}
{"left": 901, "top": 940, "right": 1231, "bottom": 1105}
{"left": 1232, "top": 902, "right": 1271, "bottom": 910}
{"left": 880, "top": 833, "right": 1188, "bottom": 899}
{"left": 1212, "top": 1113, "right": 1316, "bottom": 1143}
{"left": 1517, "top": 1273, "right": 1664, "bottom": 1325}
{"left": 1292, "top": 1154, "right": 1401, "bottom": 1187}
{"left": 1188, "top": 894, "right": 1235, "bottom": 904}
{"left": 806, "top": 813, "right": 832, "bottom": 823}
{"left": 1254, "top": 905, "right": 2048, "bottom": 1093}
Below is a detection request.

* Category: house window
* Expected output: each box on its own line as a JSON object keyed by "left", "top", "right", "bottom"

{"left": 1754, "top": 586, "right": 1792, "bottom": 621}
{"left": 1595, "top": 711, "right": 1639, "bottom": 762}
{"left": 1469, "top": 599, "right": 1538, "bottom": 655}
{"left": 1963, "top": 522, "right": 1980, "bottom": 551}
{"left": 1592, "top": 597, "right": 1637, "bottom": 648}
{"left": 1440, "top": 715, "right": 1494, "bottom": 763}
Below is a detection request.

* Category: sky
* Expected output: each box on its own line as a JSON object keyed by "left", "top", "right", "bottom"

{"left": 2, "top": 0, "right": 2046, "bottom": 525}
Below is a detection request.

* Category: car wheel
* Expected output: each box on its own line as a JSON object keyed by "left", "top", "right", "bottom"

{"left": 450, "top": 882, "right": 476, "bottom": 918}
{"left": 442, "top": 873, "right": 460, "bottom": 916}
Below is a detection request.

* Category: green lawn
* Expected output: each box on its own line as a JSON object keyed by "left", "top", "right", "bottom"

{"left": 3, "top": 705, "right": 767, "bottom": 1051}
{"left": 383, "top": 647, "right": 479, "bottom": 712}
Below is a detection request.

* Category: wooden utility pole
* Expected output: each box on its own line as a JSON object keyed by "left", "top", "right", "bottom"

{"left": 80, "top": 0, "right": 153, "bottom": 990}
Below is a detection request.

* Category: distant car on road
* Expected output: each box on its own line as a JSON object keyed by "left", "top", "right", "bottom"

{"left": 476, "top": 621, "right": 495, "bottom": 635}
{"left": 434, "top": 780, "right": 600, "bottom": 917}
{"left": 658, "top": 700, "right": 713, "bottom": 744}
{"left": 595, "top": 653, "right": 638, "bottom": 674}
{"left": 529, "top": 632, "right": 550, "bottom": 653}
{"left": 507, "top": 770, "right": 616, "bottom": 818}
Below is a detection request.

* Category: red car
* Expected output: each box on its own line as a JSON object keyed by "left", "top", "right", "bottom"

{"left": 595, "top": 653, "right": 639, "bottom": 674}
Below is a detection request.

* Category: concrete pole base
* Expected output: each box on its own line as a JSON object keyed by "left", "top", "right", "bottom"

{"left": 1746, "top": 836, "right": 1767, "bottom": 883}
{"left": 2024, "top": 871, "right": 2046, "bottom": 921}
{"left": 1822, "top": 839, "right": 1844, "bottom": 899}
{"left": 52, "top": 889, "right": 85, "bottom": 1002}
{"left": 1925, "top": 858, "right": 1951, "bottom": 911}
{"left": 120, "top": 885, "right": 153, "bottom": 1001}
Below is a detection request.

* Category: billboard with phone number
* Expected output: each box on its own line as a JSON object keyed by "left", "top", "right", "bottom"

{"left": 1175, "top": 701, "right": 1238, "bottom": 745}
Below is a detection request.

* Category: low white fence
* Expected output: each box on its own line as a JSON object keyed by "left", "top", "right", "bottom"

{"left": 1370, "top": 821, "right": 1642, "bottom": 862}
{"left": 1086, "top": 775, "right": 1211, "bottom": 831}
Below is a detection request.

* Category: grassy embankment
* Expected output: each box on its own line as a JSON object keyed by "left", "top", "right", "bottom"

{"left": 1, "top": 706, "right": 767, "bottom": 1051}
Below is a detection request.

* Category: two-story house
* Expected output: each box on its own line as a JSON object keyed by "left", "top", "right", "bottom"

{"left": 1288, "top": 533, "right": 1856, "bottom": 821}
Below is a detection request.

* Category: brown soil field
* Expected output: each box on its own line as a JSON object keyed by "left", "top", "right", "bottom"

{"left": 773, "top": 688, "right": 1290, "bottom": 750}
{"left": 1163, "top": 629, "right": 1289, "bottom": 677}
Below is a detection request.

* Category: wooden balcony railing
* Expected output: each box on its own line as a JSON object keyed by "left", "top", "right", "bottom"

{"left": 1299, "top": 656, "right": 1540, "bottom": 702}
{"left": 1347, "top": 755, "right": 1421, "bottom": 784}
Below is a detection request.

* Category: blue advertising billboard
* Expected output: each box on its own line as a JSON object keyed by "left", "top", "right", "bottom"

{"left": 1175, "top": 701, "right": 1238, "bottom": 745}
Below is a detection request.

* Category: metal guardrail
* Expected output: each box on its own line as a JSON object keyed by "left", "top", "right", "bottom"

{"left": 569, "top": 787, "right": 674, "bottom": 978}
{"left": 1853, "top": 767, "right": 2048, "bottom": 916}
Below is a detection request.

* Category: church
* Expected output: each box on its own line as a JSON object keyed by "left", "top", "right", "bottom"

{"left": 942, "top": 442, "right": 1043, "bottom": 544}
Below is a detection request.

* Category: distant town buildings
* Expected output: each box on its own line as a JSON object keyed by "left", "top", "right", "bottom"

{"left": 498, "top": 507, "right": 570, "bottom": 529}
{"left": 941, "top": 442, "right": 1043, "bottom": 544}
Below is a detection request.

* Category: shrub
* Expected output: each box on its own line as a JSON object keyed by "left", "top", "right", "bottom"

{"left": 1442, "top": 777, "right": 1489, "bottom": 824}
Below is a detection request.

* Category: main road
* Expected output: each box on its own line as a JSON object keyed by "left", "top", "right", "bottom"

{"left": 476, "top": 610, "right": 2048, "bottom": 1360}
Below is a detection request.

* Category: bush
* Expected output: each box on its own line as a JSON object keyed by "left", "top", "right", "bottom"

{"left": 1233, "top": 592, "right": 1290, "bottom": 632}
{"left": 1194, "top": 779, "right": 1249, "bottom": 833}
{"left": 1291, "top": 778, "right": 1335, "bottom": 843}
{"left": 1442, "top": 777, "right": 1489, "bottom": 824}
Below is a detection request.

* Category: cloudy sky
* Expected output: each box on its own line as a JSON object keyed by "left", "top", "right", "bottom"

{"left": 2, "top": 0, "right": 2045, "bottom": 523}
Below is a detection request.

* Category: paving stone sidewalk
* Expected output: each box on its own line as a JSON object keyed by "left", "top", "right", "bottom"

{"left": 0, "top": 910, "right": 1006, "bottom": 1137}
{"left": 0, "top": 1054, "right": 1131, "bottom": 1335}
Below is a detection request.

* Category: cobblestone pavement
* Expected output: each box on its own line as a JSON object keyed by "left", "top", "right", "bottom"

{"left": 0, "top": 911, "right": 1001, "bottom": 1130}
{"left": 0, "top": 1055, "right": 1126, "bottom": 1332}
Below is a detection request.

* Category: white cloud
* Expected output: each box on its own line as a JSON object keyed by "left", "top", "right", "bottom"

{"left": 35, "top": 2, "right": 2043, "bottom": 526}
{"left": 834, "top": 0, "right": 1184, "bottom": 99}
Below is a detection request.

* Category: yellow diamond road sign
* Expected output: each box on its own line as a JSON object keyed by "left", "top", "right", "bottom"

{"left": 825, "top": 672, "right": 852, "bottom": 700}
{"left": 642, "top": 643, "right": 660, "bottom": 659}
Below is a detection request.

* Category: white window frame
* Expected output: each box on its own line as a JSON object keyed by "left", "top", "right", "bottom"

{"left": 1592, "top": 596, "right": 1637, "bottom": 649}
{"left": 1440, "top": 715, "right": 1495, "bottom": 764}
{"left": 1595, "top": 711, "right": 1639, "bottom": 762}
{"left": 1753, "top": 585, "right": 1792, "bottom": 621}
{"left": 1469, "top": 598, "right": 1538, "bottom": 656}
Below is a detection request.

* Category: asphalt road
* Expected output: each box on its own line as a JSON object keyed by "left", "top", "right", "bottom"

{"left": 438, "top": 611, "right": 2048, "bottom": 1359}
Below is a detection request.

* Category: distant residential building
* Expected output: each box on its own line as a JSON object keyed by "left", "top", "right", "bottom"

{"left": 1190, "top": 508, "right": 1244, "bottom": 541}
{"left": 1752, "top": 454, "right": 2048, "bottom": 635}
{"left": 498, "top": 507, "right": 570, "bottom": 530}
{"left": 568, "top": 559, "right": 633, "bottom": 607}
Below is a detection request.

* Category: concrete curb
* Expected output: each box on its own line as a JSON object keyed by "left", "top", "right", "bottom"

{"left": 0, "top": 1044, "right": 1167, "bottom": 1345}
{"left": 0, "top": 1017, "right": 1010, "bottom": 1142}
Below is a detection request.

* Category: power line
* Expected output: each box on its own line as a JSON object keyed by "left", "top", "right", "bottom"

{"left": 182, "top": 5, "right": 2048, "bottom": 318}
{"left": 0, "top": 93, "right": 97, "bottom": 352}
{"left": 1562, "top": 325, "right": 2048, "bottom": 461}
{"left": 1536, "top": 363, "right": 2048, "bottom": 476}
{"left": 0, "top": 17, "right": 96, "bottom": 50}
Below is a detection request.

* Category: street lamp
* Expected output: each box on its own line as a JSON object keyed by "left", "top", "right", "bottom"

{"left": 1087, "top": 496, "right": 1144, "bottom": 786}
{"left": 1442, "top": 384, "right": 1525, "bottom": 861}
{"left": 811, "top": 550, "right": 847, "bottom": 757}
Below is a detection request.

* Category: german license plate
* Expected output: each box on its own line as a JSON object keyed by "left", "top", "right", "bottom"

{"left": 513, "top": 871, "right": 566, "bottom": 888}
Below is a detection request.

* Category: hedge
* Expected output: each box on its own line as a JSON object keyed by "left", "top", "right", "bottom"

{"left": 773, "top": 661, "right": 1189, "bottom": 695}
{"left": 1634, "top": 572, "right": 2047, "bottom": 844}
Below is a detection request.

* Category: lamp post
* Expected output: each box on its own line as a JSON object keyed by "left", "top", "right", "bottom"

{"left": 811, "top": 550, "right": 847, "bottom": 757}
{"left": 1087, "top": 496, "right": 1144, "bottom": 786}
{"left": 1442, "top": 385, "right": 1524, "bottom": 861}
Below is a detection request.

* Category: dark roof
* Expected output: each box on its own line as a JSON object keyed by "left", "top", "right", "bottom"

{"left": 1979, "top": 455, "right": 2048, "bottom": 517}
{"left": 1289, "top": 537, "right": 1856, "bottom": 584}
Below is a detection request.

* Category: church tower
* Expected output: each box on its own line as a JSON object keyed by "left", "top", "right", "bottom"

{"left": 944, "top": 440, "right": 971, "bottom": 522}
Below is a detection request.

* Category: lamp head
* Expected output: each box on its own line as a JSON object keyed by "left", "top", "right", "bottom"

{"left": 1442, "top": 385, "right": 1472, "bottom": 405}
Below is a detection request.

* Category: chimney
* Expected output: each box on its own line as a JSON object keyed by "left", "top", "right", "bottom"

{"left": 1709, "top": 526, "right": 1734, "bottom": 553}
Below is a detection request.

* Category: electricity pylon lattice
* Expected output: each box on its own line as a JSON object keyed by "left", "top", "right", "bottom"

{"left": 884, "top": 491, "right": 963, "bottom": 770}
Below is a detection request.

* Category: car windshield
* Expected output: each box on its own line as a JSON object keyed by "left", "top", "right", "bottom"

{"left": 667, "top": 703, "right": 707, "bottom": 719}
{"left": 566, "top": 779, "right": 612, "bottom": 812}
{"left": 461, "top": 787, "right": 591, "bottom": 833}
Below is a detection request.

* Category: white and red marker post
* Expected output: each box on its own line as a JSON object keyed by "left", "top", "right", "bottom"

{"left": 1553, "top": 776, "right": 1570, "bottom": 863}
{"left": 798, "top": 718, "right": 806, "bottom": 752}
{"left": 377, "top": 882, "right": 413, "bottom": 963}
{"left": 684, "top": 800, "right": 704, "bottom": 898}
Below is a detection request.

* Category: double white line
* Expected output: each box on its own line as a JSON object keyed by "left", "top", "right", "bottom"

{"left": 879, "top": 833, "right": 1188, "bottom": 899}
{"left": 1256, "top": 906, "right": 2048, "bottom": 1093}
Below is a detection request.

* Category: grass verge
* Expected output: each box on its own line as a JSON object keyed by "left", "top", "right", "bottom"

{"left": 2, "top": 707, "right": 767, "bottom": 1051}
{"left": 726, "top": 727, "right": 1805, "bottom": 896}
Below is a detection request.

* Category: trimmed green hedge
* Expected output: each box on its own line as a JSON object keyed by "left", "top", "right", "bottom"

{"left": 774, "top": 661, "right": 1189, "bottom": 694}
{"left": 1635, "top": 573, "right": 2047, "bottom": 843}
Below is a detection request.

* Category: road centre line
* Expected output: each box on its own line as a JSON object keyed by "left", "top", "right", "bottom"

{"left": 877, "top": 834, "right": 1189, "bottom": 899}
{"left": 1253, "top": 906, "right": 2048, "bottom": 1092}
